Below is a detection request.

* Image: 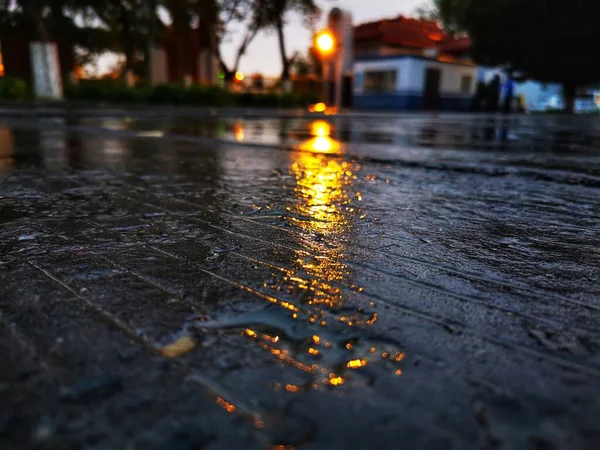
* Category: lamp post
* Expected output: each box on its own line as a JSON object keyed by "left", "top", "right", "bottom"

{"left": 314, "top": 8, "right": 353, "bottom": 110}
{"left": 314, "top": 29, "right": 337, "bottom": 107}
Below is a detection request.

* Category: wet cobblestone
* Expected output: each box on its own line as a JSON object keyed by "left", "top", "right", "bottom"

{"left": 1, "top": 112, "right": 600, "bottom": 449}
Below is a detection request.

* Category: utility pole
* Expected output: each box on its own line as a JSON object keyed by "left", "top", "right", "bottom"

{"left": 146, "top": 0, "right": 157, "bottom": 85}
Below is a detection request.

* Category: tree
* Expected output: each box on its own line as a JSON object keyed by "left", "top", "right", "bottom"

{"left": 414, "top": 2, "right": 441, "bottom": 23}
{"left": 437, "top": 0, "right": 600, "bottom": 112}
{"left": 211, "top": 0, "right": 261, "bottom": 81}
{"left": 290, "top": 51, "right": 312, "bottom": 76}
{"left": 20, "top": 0, "right": 50, "bottom": 41}
{"left": 255, "top": 0, "right": 320, "bottom": 83}
{"left": 81, "top": 0, "right": 150, "bottom": 81}
{"left": 0, "top": 1, "right": 113, "bottom": 80}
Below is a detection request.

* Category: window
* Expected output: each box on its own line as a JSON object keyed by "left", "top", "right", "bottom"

{"left": 460, "top": 75, "right": 473, "bottom": 94}
{"left": 364, "top": 70, "right": 398, "bottom": 94}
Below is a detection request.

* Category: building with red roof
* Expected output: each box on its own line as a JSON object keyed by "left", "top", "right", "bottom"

{"left": 352, "top": 15, "right": 477, "bottom": 111}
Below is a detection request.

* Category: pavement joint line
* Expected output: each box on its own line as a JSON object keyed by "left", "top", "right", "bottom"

{"left": 148, "top": 241, "right": 600, "bottom": 378}
{"left": 26, "top": 253, "right": 273, "bottom": 441}
{"left": 153, "top": 232, "right": 599, "bottom": 340}
{"left": 360, "top": 289, "right": 600, "bottom": 378}
{"left": 148, "top": 245, "right": 302, "bottom": 313}
{"left": 6, "top": 170, "right": 598, "bottom": 341}
{"left": 91, "top": 251, "right": 204, "bottom": 314}
{"left": 23, "top": 257, "right": 264, "bottom": 409}
{"left": 25, "top": 259, "right": 156, "bottom": 350}
{"left": 232, "top": 214, "right": 600, "bottom": 312}
{"left": 5, "top": 113, "right": 600, "bottom": 447}
{"left": 366, "top": 250, "right": 600, "bottom": 313}
{"left": 118, "top": 186, "right": 600, "bottom": 334}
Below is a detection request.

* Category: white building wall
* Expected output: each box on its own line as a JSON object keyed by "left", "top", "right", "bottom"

{"left": 404, "top": 58, "right": 424, "bottom": 92}
{"left": 397, "top": 59, "right": 413, "bottom": 91}
{"left": 408, "top": 59, "right": 477, "bottom": 95}
{"left": 353, "top": 59, "right": 406, "bottom": 94}
{"left": 354, "top": 57, "right": 478, "bottom": 96}
{"left": 440, "top": 63, "right": 478, "bottom": 95}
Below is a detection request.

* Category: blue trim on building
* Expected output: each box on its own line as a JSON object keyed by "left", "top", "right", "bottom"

{"left": 354, "top": 93, "right": 473, "bottom": 111}
{"left": 354, "top": 93, "right": 423, "bottom": 110}
{"left": 354, "top": 54, "right": 475, "bottom": 67}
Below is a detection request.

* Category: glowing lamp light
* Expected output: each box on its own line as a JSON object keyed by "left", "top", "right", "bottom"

{"left": 298, "top": 136, "right": 341, "bottom": 154}
{"left": 309, "top": 102, "right": 327, "bottom": 113}
{"left": 234, "top": 71, "right": 245, "bottom": 82}
{"left": 297, "top": 120, "right": 342, "bottom": 154}
{"left": 233, "top": 122, "right": 245, "bottom": 141}
{"left": 311, "top": 120, "right": 331, "bottom": 137}
{"left": 315, "top": 30, "right": 336, "bottom": 56}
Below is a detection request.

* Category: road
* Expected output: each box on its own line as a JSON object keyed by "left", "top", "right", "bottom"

{"left": 1, "top": 111, "right": 599, "bottom": 449}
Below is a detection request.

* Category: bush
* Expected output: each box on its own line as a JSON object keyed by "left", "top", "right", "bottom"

{"left": 0, "top": 77, "right": 29, "bottom": 100}
{"left": 147, "top": 84, "right": 186, "bottom": 104}
{"left": 65, "top": 80, "right": 146, "bottom": 104}
{"left": 63, "top": 79, "right": 319, "bottom": 108}
{"left": 203, "top": 86, "right": 234, "bottom": 107}
{"left": 105, "top": 84, "right": 146, "bottom": 103}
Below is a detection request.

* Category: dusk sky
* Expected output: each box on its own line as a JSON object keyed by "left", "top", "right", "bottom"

{"left": 221, "top": 0, "right": 430, "bottom": 77}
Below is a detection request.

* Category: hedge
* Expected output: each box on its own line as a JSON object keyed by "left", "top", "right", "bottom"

{"left": 0, "top": 77, "right": 30, "bottom": 100}
{"left": 63, "top": 80, "right": 319, "bottom": 108}
{"left": 0, "top": 77, "right": 320, "bottom": 107}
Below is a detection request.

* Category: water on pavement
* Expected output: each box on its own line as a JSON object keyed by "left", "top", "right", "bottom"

{"left": 1, "top": 113, "right": 599, "bottom": 449}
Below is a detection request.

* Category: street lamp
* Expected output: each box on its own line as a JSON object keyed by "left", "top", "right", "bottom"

{"left": 315, "top": 30, "right": 336, "bottom": 57}
{"left": 314, "top": 29, "right": 338, "bottom": 109}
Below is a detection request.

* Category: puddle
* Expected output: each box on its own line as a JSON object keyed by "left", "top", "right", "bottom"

{"left": 161, "top": 305, "right": 405, "bottom": 389}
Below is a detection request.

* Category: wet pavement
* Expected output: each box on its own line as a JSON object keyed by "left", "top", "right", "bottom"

{"left": 1, "top": 111, "right": 600, "bottom": 450}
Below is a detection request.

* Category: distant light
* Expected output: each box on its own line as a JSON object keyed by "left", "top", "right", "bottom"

{"left": 137, "top": 130, "right": 164, "bottom": 138}
{"left": 235, "top": 71, "right": 245, "bottom": 82}
{"left": 233, "top": 122, "right": 245, "bottom": 141}
{"left": 315, "top": 30, "right": 336, "bottom": 56}
{"left": 217, "top": 71, "right": 225, "bottom": 80}
{"left": 309, "top": 102, "right": 327, "bottom": 113}
{"left": 328, "top": 375, "right": 345, "bottom": 386}
{"left": 347, "top": 359, "right": 367, "bottom": 369}
{"left": 311, "top": 120, "right": 331, "bottom": 137}
{"left": 299, "top": 136, "right": 341, "bottom": 154}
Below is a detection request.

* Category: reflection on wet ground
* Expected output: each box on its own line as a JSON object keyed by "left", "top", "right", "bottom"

{"left": 1, "top": 112, "right": 600, "bottom": 449}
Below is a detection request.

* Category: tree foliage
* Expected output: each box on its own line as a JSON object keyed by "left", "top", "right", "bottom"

{"left": 437, "top": 0, "right": 600, "bottom": 99}
{"left": 0, "top": 0, "right": 321, "bottom": 83}
{"left": 253, "top": 0, "right": 319, "bottom": 81}
{"left": 0, "top": 1, "right": 114, "bottom": 78}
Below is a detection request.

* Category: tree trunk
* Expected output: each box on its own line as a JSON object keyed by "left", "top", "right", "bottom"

{"left": 145, "top": 0, "right": 157, "bottom": 84}
{"left": 233, "top": 27, "right": 259, "bottom": 73}
{"left": 563, "top": 83, "right": 576, "bottom": 114}
{"left": 22, "top": 0, "right": 50, "bottom": 42}
{"left": 50, "top": 5, "right": 75, "bottom": 84}
{"left": 120, "top": 6, "right": 134, "bottom": 81}
{"left": 276, "top": 15, "right": 290, "bottom": 82}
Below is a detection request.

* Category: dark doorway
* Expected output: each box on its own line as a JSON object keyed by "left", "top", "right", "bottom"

{"left": 341, "top": 75, "right": 353, "bottom": 108}
{"left": 423, "top": 68, "right": 441, "bottom": 110}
